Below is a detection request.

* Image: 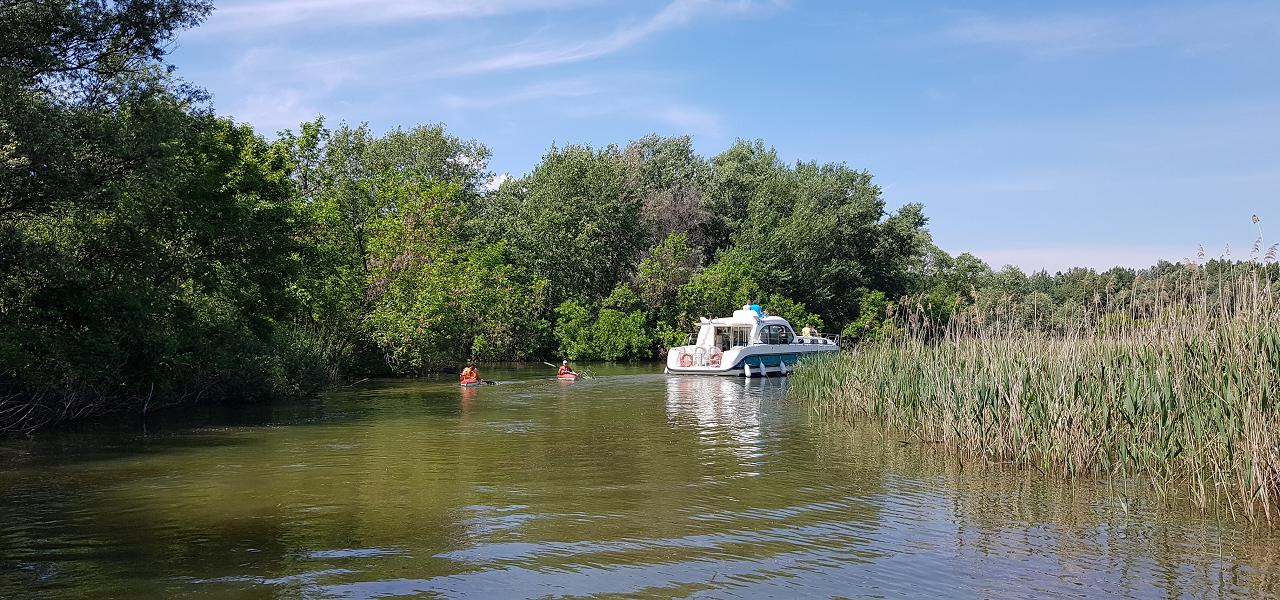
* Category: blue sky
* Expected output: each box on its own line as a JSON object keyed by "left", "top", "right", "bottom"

{"left": 168, "top": 0, "right": 1280, "bottom": 272}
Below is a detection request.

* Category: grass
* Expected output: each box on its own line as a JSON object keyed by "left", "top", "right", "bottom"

{"left": 789, "top": 268, "right": 1280, "bottom": 525}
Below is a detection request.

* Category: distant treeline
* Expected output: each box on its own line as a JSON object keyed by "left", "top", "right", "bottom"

{"left": 1, "top": 1, "right": 1273, "bottom": 432}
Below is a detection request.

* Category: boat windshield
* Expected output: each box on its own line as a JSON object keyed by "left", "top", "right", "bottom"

{"left": 760, "top": 324, "right": 794, "bottom": 345}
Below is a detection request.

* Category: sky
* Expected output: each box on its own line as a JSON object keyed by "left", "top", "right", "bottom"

{"left": 168, "top": 0, "right": 1280, "bottom": 273}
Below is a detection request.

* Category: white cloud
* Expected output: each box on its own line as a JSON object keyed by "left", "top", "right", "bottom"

{"left": 225, "top": 89, "right": 323, "bottom": 135}
{"left": 484, "top": 173, "right": 513, "bottom": 192}
{"left": 451, "top": 0, "right": 779, "bottom": 74}
{"left": 204, "top": 0, "right": 594, "bottom": 32}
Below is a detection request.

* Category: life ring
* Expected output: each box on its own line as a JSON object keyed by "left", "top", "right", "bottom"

{"left": 709, "top": 352, "right": 723, "bottom": 367}
{"left": 679, "top": 352, "right": 694, "bottom": 367}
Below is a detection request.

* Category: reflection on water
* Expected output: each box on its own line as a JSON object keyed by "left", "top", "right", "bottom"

{"left": 665, "top": 376, "right": 765, "bottom": 469}
{"left": 1, "top": 364, "right": 1278, "bottom": 599}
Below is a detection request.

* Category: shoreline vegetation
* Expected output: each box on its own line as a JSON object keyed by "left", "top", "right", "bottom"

{"left": 3, "top": 1, "right": 928, "bottom": 433}
{"left": 789, "top": 262, "right": 1280, "bottom": 525}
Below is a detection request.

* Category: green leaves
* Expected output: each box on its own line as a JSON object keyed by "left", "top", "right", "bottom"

{"left": 553, "top": 295, "right": 651, "bottom": 362}
{"left": 475, "top": 144, "right": 642, "bottom": 306}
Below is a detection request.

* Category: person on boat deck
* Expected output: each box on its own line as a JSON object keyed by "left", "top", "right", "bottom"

{"left": 558, "top": 360, "right": 574, "bottom": 376}
{"left": 801, "top": 324, "right": 814, "bottom": 337}
{"left": 460, "top": 363, "right": 479, "bottom": 382}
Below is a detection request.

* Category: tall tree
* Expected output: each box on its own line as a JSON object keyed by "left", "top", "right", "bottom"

{"left": 476, "top": 144, "right": 643, "bottom": 306}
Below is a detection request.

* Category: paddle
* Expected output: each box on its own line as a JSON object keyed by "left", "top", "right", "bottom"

{"left": 544, "top": 361, "right": 591, "bottom": 379}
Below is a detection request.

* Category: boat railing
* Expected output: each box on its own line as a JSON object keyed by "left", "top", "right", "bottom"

{"left": 794, "top": 332, "right": 841, "bottom": 347}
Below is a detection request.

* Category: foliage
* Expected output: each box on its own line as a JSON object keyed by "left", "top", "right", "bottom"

{"left": 285, "top": 121, "right": 547, "bottom": 375}
{"left": 475, "top": 144, "right": 643, "bottom": 306}
{"left": 840, "top": 290, "right": 893, "bottom": 343}
{"left": 676, "top": 249, "right": 767, "bottom": 320}
{"left": 0, "top": 112, "right": 310, "bottom": 431}
{"left": 553, "top": 285, "right": 651, "bottom": 361}
{"left": 635, "top": 232, "right": 700, "bottom": 313}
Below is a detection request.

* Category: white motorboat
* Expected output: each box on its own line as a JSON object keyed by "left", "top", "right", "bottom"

{"left": 664, "top": 305, "right": 839, "bottom": 377}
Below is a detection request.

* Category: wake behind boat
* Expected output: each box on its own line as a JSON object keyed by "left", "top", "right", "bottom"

{"left": 665, "top": 305, "right": 839, "bottom": 377}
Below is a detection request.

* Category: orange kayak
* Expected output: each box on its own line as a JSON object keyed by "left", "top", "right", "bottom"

{"left": 556, "top": 373, "right": 577, "bottom": 381}
{"left": 460, "top": 378, "right": 481, "bottom": 387}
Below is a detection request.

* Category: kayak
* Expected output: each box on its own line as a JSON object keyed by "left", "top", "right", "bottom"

{"left": 460, "top": 379, "right": 481, "bottom": 387}
{"left": 556, "top": 373, "right": 578, "bottom": 381}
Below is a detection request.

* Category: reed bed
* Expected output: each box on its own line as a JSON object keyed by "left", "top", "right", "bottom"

{"left": 790, "top": 268, "right": 1280, "bottom": 525}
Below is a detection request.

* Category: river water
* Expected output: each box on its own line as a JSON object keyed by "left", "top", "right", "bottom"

{"left": 2, "top": 365, "right": 1278, "bottom": 599}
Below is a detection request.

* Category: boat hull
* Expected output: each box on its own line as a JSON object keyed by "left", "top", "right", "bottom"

{"left": 664, "top": 343, "right": 837, "bottom": 376}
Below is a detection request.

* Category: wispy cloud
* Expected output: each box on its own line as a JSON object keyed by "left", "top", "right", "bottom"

{"left": 940, "top": 3, "right": 1280, "bottom": 58}
{"left": 440, "top": 72, "right": 726, "bottom": 139}
{"left": 942, "top": 14, "right": 1127, "bottom": 57}
{"left": 441, "top": 77, "right": 604, "bottom": 110}
{"left": 650, "top": 105, "right": 724, "bottom": 138}
{"left": 225, "top": 89, "right": 323, "bottom": 134}
{"left": 204, "top": 0, "right": 594, "bottom": 32}
{"left": 451, "top": 0, "right": 779, "bottom": 74}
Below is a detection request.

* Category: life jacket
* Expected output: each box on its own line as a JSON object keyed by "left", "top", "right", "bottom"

{"left": 558, "top": 365, "right": 571, "bottom": 375}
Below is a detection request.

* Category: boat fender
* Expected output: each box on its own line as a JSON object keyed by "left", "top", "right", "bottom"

{"left": 780, "top": 361, "right": 788, "bottom": 375}
{"left": 743, "top": 363, "right": 752, "bottom": 378}
{"left": 679, "top": 352, "right": 694, "bottom": 368}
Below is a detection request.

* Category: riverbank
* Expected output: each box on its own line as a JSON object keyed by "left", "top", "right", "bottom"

{"left": 789, "top": 272, "right": 1280, "bottom": 525}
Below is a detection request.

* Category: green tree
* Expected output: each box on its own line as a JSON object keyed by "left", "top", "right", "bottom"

{"left": 732, "top": 159, "right": 929, "bottom": 325}
{"left": 476, "top": 144, "right": 643, "bottom": 306}
{"left": 635, "top": 232, "right": 700, "bottom": 313}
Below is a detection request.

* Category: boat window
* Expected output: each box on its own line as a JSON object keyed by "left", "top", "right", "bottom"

{"left": 760, "top": 324, "right": 792, "bottom": 345}
{"left": 713, "top": 327, "right": 731, "bottom": 351}
{"left": 731, "top": 327, "right": 751, "bottom": 348}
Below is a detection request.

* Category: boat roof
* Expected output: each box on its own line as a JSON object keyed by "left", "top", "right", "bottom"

{"left": 703, "top": 307, "right": 793, "bottom": 327}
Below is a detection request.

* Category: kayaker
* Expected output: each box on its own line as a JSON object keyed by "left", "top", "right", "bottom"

{"left": 557, "top": 360, "right": 574, "bottom": 376}
{"left": 460, "top": 363, "right": 479, "bottom": 383}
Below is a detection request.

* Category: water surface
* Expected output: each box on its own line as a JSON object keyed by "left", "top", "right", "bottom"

{"left": 2, "top": 364, "right": 1278, "bottom": 598}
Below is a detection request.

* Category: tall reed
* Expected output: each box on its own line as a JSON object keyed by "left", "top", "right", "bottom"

{"left": 790, "top": 266, "right": 1280, "bottom": 524}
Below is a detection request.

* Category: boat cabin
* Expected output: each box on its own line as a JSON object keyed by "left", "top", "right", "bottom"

{"left": 694, "top": 308, "right": 798, "bottom": 351}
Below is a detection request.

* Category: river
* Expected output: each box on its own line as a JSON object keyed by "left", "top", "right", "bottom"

{"left": 2, "top": 364, "right": 1277, "bottom": 598}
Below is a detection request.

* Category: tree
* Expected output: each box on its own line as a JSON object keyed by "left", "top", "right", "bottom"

{"left": 285, "top": 121, "right": 542, "bottom": 375}
{"left": 733, "top": 159, "right": 929, "bottom": 325}
{"left": 475, "top": 144, "right": 643, "bottom": 306}
{"left": 0, "top": 0, "right": 213, "bottom": 217}
{"left": 621, "top": 134, "right": 713, "bottom": 248}
{"left": 635, "top": 233, "right": 701, "bottom": 312}
{"left": 1, "top": 114, "right": 311, "bottom": 431}
{"left": 702, "top": 139, "right": 781, "bottom": 255}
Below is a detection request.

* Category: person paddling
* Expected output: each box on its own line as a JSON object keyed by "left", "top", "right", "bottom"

{"left": 460, "top": 362, "right": 479, "bottom": 384}
{"left": 557, "top": 360, "right": 574, "bottom": 376}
